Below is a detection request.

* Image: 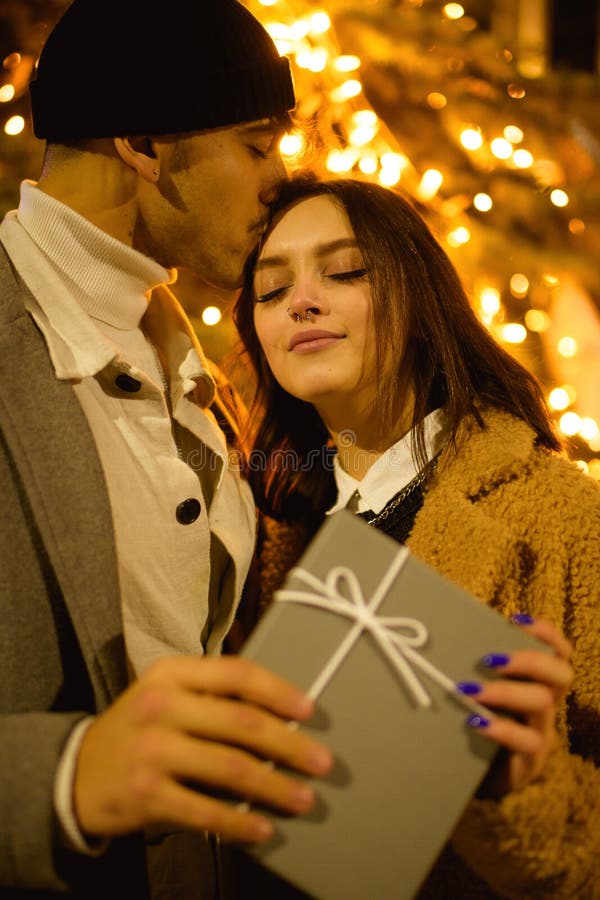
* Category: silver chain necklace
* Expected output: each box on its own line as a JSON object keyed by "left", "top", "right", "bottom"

{"left": 364, "top": 452, "right": 441, "bottom": 526}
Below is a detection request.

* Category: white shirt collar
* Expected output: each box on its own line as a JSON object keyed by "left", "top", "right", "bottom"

{"left": 13, "top": 180, "right": 173, "bottom": 327}
{"left": 0, "top": 181, "right": 214, "bottom": 407}
{"left": 326, "top": 407, "right": 450, "bottom": 516}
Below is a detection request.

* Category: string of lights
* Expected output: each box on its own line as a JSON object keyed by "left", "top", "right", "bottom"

{"left": 0, "top": 0, "right": 598, "bottom": 474}
{"left": 247, "top": 0, "right": 600, "bottom": 475}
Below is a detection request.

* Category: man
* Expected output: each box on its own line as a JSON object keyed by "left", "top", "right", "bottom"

{"left": 0, "top": 1, "right": 332, "bottom": 897}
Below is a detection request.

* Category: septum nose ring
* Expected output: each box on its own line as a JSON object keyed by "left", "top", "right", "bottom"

{"left": 287, "top": 308, "right": 314, "bottom": 322}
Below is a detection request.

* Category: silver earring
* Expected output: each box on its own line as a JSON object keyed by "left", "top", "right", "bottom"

{"left": 153, "top": 167, "right": 159, "bottom": 176}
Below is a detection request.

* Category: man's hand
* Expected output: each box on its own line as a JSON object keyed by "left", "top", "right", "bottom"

{"left": 74, "top": 656, "right": 333, "bottom": 843}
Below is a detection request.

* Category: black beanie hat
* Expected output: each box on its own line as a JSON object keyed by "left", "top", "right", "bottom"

{"left": 29, "top": 0, "right": 295, "bottom": 141}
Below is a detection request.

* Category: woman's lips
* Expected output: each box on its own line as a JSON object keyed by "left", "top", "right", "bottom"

{"left": 288, "top": 329, "right": 345, "bottom": 351}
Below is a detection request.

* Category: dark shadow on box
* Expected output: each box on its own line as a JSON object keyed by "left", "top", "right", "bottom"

{"left": 219, "top": 710, "right": 351, "bottom": 900}
{"left": 220, "top": 842, "right": 315, "bottom": 900}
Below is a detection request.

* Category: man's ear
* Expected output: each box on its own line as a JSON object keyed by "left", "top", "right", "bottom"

{"left": 114, "top": 136, "right": 160, "bottom": 183}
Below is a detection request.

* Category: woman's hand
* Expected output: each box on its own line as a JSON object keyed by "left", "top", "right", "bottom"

{"left": 457, "top": 615, "right": 573, "bottom": 797}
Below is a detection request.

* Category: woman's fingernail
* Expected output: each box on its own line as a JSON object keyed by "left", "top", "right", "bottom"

{"left": 511, "top": 613, "right": 535, "bottom": 625}
{"left": 456, "top": 681, "right": 482, "bottom": 696}
{"left": 466, "top": 713, "right": 490, "bottom": 729}
{"left": 481, "top": 653, "right": 511, "bottom": 668}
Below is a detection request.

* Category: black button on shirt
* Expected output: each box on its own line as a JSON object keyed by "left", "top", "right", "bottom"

{"left": 115, "top": 373, "right": 142, "bottom": 393}
{"left": 176, "top": 498, "right": 201, "bottom": 525}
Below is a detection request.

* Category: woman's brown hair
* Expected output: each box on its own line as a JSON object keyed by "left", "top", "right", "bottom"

{"left": 233, "top": 172, "right": 561, "bottom": 522}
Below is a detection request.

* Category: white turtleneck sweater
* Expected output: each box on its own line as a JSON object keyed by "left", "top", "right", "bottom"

{"left": 0, "top": 180, "right": 255, "bottom": 850}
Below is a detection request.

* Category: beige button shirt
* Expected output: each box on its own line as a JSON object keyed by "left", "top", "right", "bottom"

{"left": 0, "top": 181, "right": 255, "bottom": 676}
{"left": 1, "top": 181, "right": 256, "bottom": 853}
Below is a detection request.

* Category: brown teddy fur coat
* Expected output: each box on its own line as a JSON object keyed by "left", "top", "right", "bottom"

{"left": 241, "top": 407, "right": 600, "bottom": 899}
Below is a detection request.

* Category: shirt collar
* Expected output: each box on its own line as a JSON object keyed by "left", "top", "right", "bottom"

{"left": 327, "top": 407, "right": 450, "bottom": 516}
{"left": 16, "top": 180, "right": 173, "bottom": 328}
{"left": 0, "top": 181, "right": 215, "bottom": 407}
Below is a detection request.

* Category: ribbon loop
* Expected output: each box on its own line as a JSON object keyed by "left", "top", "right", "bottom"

{"left": 275, "top": 552, "right": 486, "bottom": 715}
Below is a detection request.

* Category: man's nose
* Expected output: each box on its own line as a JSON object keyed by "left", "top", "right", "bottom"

{"left": 259, "top": 154, "right": 287, "bottom": 205}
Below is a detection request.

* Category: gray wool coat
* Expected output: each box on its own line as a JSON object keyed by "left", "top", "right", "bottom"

{"left": 0, "top": 243, "right": 225, "bottom": 899}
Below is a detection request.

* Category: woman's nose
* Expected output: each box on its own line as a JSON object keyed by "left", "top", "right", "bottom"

{"left": 286, "top": 283, "right": 327, "bottom": 321}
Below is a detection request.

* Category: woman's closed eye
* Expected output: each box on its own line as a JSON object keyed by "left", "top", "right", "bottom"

{"left": 254, "top": 268, "right": 369, "bottom": 303}
{"left": 255, "top": 284, "right": 290, "bottom": 304}
{"left": 326, "top": 268, "right": 368, "bottom": 282}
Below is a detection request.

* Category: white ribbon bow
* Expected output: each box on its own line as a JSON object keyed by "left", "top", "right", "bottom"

{"left": 236, "top": 549, "right": 490, "bottom": 815}
{"left": 276, "top": 550, "right": 490, "bottom": 716}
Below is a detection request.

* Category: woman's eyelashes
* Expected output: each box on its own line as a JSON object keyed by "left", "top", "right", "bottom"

{"left": 255, "top": 268, "right": 369, "bottom": 304}
{"left": 256, "top": 285, "right": 289, "bottom": 303}
{"left": 327, "top": 268, "right": 368, "bottom": 282}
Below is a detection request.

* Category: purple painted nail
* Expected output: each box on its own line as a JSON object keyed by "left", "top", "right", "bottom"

{"left": 511, "top": 613, "right": 535, "bottom": 625}
{"left": 466, "top": 713, "right": 490, "bottom": 728}
{"left": 481, "top": 653, "right": 510, "bottom": 668}
{"left": 456, "top": 681, "right": 482, "bottom": 696}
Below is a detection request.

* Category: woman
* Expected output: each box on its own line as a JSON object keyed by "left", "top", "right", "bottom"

{"left": 232, "top": 172, "right": 600, "bottom": 898}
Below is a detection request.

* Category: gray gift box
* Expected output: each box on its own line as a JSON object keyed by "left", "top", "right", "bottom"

{"left": 240, "top": 510, "right": 546, "bottom": 900}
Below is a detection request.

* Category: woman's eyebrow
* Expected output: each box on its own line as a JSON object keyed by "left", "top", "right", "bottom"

{"left": 256, "top": 238, "right": 359, "bottom": 271}
{"left": 255, "top": 255, "right": 288, "bottom": 272}
{"left": 314, "top": 238, "right": 359, "bottom": 258}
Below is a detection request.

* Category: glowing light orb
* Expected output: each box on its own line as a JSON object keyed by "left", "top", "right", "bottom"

{"left": 201, "top": 306, "right": 222, "bottom": 327}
